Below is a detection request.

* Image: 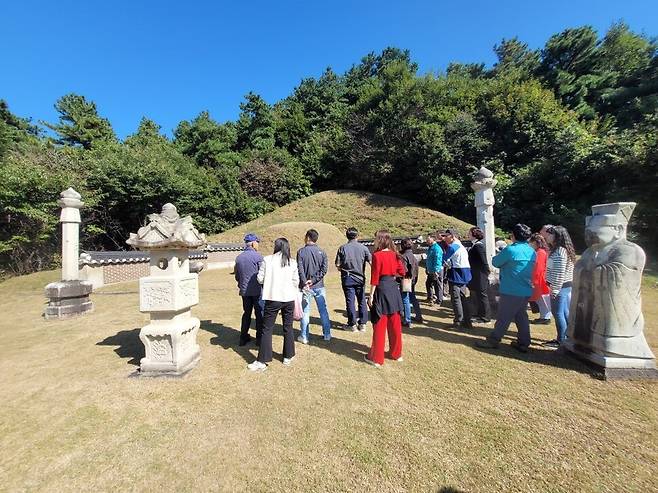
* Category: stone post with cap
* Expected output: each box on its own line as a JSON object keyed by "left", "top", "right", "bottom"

{"left": 44, "top": 188, "right": 94, "bottom": 319}
{"left": 127, "top": 203, "right": 206, "bottom": 377}
{"left": 471, "top": 166, "right": 497, "bottom": 271}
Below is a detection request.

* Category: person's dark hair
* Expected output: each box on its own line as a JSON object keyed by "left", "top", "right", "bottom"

{"left": 273, "top": 237, "right": 291, "bottom": 267}
{"left": 427, "top": 233, "right": 436, "bottom": 241}
{"left": 401, "top": 238, "right": 414, "bottom": 252}
{"left": 305, "top": 229, "right": 319, "bottom": 243}
{"left": 512, "top": 224, "right": 532, "bottom": 242}
{"left": 469, "top": 227, "right": 484, "bottom": 240}
{"left": 346, "top": 227, "right": 358, "bottom": 240}
{"left": 547, "top": 225, "right": 577, "bottom": 263}
{"left": 373, "top": 230, "right": 400, "bottom": 257}
{"left": 529, "top": 233, "right": 548, "bottom": 251}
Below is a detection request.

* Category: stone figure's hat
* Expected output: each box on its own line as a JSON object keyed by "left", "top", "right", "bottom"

{"left": 586, "top": 202, "right": 636, "bottom": 226}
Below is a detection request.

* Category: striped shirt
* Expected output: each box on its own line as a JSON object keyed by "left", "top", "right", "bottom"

{"left": 546, "top": 246, "right": 574, "bottom": 294}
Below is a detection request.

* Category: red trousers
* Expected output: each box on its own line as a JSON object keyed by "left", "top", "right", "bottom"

{"left": 368, "top": 312, "right": 402, "bottom": 365}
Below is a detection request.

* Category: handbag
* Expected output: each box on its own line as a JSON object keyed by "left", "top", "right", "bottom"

{"left": 401, "top": 278, "right": 413, "bottom": 293}
{"left": 293, "top": 291, "right": 304, "bottom": 321}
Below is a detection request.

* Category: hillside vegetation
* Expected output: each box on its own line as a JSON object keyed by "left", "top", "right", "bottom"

{"left": 210, "top": 190, "right": 473, "bottom": 243}
{"left": 3, "top": 22, "right": 657, "bottom": 277}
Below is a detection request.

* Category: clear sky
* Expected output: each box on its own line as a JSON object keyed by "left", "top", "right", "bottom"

{"left": 2, "top": 0, "right": 657, "bottom": 139}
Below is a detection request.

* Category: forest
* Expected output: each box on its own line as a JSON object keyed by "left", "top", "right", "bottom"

{"left": 1, "top": 22, "right": 656, "bottom": 277}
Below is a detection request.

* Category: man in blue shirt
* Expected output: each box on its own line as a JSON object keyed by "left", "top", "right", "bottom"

{"left": 476, "top": 224, "right": 536, "bottom": 352}
{"left": 424, "top": 234, "right": 443, "bottom": 304}
{"left": 234, "top": 233, "right": 264, "bottom": 346}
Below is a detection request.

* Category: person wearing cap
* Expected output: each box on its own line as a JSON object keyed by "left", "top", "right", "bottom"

{"left": 476, "top": 224, "right": 536, "bottom": 352}
{"left": 234, "top": 233, "right": 264, "bottom": 346}
{"left": 443, "top": 228, "right": 473, "bottom": 329}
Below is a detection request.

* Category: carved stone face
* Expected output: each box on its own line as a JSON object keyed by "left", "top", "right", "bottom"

{"left": 585, "top": 216, "right": 624, "bottom": 247}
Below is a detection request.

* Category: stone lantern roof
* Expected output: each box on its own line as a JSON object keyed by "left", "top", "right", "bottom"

{"left": 126, "top": 203, "right": 207, "bottom": 250}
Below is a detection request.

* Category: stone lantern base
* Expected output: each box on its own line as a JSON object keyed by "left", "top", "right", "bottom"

{"left": 44, "top": 280, "right": 94, "bottom": 319}
{"left": 138, "top": 314, "right": 201, "bottom": 377}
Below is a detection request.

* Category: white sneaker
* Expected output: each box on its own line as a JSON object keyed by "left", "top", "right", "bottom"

{"left": 297, "top": 335, "right": 309, "bottom": 344}
{"left": 393, "top": 357, "right": 404, "bottom": 362}
{"left": 357, "top": 324, "right": 366, "bottom": 332}
{"left": 283, "top": 356, "right": 295, "bottom": 365}
{"left": 363, "top": 354, "right": 382, "bottom": 368}
{"left": 247, "top": 360, "right": 267, "bottom": 372}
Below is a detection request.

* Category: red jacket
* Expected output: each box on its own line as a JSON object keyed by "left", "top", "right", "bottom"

{"left": 529, "top": 248, "right": 550, "bottom": 301}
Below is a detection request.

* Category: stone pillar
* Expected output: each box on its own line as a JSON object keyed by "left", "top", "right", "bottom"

{"left": 44, "top": 188, "right": 94, "bottom": 319}
{"left": 127, "top": 204, "right": 206, "bottom": 377}
{"left": 471, "top": 167, "right": 497, "bottom": 271}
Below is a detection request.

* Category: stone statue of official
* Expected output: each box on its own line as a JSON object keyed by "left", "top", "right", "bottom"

{"left": 565, "top": 202, "right": 655, "bottom": 371}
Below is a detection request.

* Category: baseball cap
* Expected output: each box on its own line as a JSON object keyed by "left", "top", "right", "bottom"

{"left": 244, "top": 233, "right": 260, "bottom": 243}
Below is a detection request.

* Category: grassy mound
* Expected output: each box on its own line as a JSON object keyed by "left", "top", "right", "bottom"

{"left": 210, "top": 190, "right": 473, "bottom": 242}
{"left": 254, "top": 221, "right": 345, "bottom": 259}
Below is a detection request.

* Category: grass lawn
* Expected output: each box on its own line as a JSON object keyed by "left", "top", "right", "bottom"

{"left": 0, "top": 265, "right": 656, "bottom": 492}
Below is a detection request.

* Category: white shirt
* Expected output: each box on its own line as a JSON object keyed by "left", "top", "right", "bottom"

{"left": 257, "top": 252, "right": 300, "bottom": 302}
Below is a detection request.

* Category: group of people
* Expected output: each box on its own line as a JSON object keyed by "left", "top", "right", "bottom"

{"left": 233, "top": 221, "right": 577, "bottom": 372}
{"left": 474, "top": 223, "right": 576, "bottom": 352}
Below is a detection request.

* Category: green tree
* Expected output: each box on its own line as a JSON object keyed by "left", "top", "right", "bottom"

{"left": 43, "top": 93, "right": 116, "bottom": 149}
{"left": 173, "top": 111, "right": 239, "bottom": 167}
{"left": 236, "top": 92, "right": 275, "bottom": 151}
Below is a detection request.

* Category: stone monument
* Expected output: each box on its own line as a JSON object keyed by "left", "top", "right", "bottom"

{"left": 471, "top": 166, "right": 497, "bottom": 270}
{"left": 44, "top": 188, "right": 94, "bottom": 319}
{"left": 127, "top": 203, "right": 206, "bottom": 377}
{"left": 564, "top": 202, "right": 656, "bottom": 379}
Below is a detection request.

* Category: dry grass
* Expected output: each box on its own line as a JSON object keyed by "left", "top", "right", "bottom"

{"left": 0, "top": 265, "right": 657, "bottom": 492}
{"left": 209, "top": 190, "right": 473, "bottom": 243}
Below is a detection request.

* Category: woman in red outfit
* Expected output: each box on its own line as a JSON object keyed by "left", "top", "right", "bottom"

{"left": 528, "top": 233, "right": 551, "bottom": 324}
{"left": 365, "top": 230, "right": 406, "bottom": 367}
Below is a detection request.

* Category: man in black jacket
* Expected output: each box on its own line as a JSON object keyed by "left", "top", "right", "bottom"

{"left": 297, "top": 229, "right": 332, "bottom": 343}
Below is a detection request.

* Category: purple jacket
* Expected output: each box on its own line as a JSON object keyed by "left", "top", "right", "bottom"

{"left": 234, "top": 247, "right": 263, "bottom": 297}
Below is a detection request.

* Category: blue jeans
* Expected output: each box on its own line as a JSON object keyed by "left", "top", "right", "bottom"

{"left": 401, "top": 285, "right": 422, "bottom": 324}
{"left": 300, "top": 287, "right": 332, "bottom": 339}
{"left": 551, "top": 286, "right": 572, "bottom": 342}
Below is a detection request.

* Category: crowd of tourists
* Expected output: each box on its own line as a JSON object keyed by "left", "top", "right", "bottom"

{"left": 232, "top": 223, "right": 576, "bottom": 372}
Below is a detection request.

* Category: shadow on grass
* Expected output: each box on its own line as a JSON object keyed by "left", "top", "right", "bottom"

{"left": 96, "top": 328, "right": 143, "bottom": 366}
{"left": 407, "top": 319, "right": 593, "bottom": 375}
{"left": 200, "top": 320, "right": 257, "bottom": 364}
{"left": 306, "top": 315, "right": 371, "bottom": 363}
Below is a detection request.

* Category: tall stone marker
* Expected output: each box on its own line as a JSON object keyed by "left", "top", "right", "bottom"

{"left": 44, "top": 188, "right": 94, "bottom": 319}
{"left": 471, "top": 166, "right": 497, "bottom": 271}
{"left": 564, "top": 202, "right": 657, "bottom": 379}
{"left": 127, "top": 203, "right": 206, "bottom": 377}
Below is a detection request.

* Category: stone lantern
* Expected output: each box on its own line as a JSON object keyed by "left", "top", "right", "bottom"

{"left": 127, "top": 203, "right": 206, "bottom": 377}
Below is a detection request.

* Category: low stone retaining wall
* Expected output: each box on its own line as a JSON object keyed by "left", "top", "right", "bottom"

{"left": 79, "top": 244, "right": 242, "bottom": 289}
{"left": 79, "top": 236, "right": 437, "bottom": 289}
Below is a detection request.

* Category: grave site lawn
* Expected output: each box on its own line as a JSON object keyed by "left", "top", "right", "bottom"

{"left": 1, "top": 267, "right": 657, "bottom": 492}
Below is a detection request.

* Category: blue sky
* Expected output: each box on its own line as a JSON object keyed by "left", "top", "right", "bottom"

{"left": 2, "top": 0, "right": 657, "bottom": 139}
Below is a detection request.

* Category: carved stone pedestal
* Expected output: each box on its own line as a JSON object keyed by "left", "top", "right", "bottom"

{"left": 44, "top": 280, "right": 94, "bottom": 319}
{"left": 139, "top": 313, "right": 201, "bottom": 377}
